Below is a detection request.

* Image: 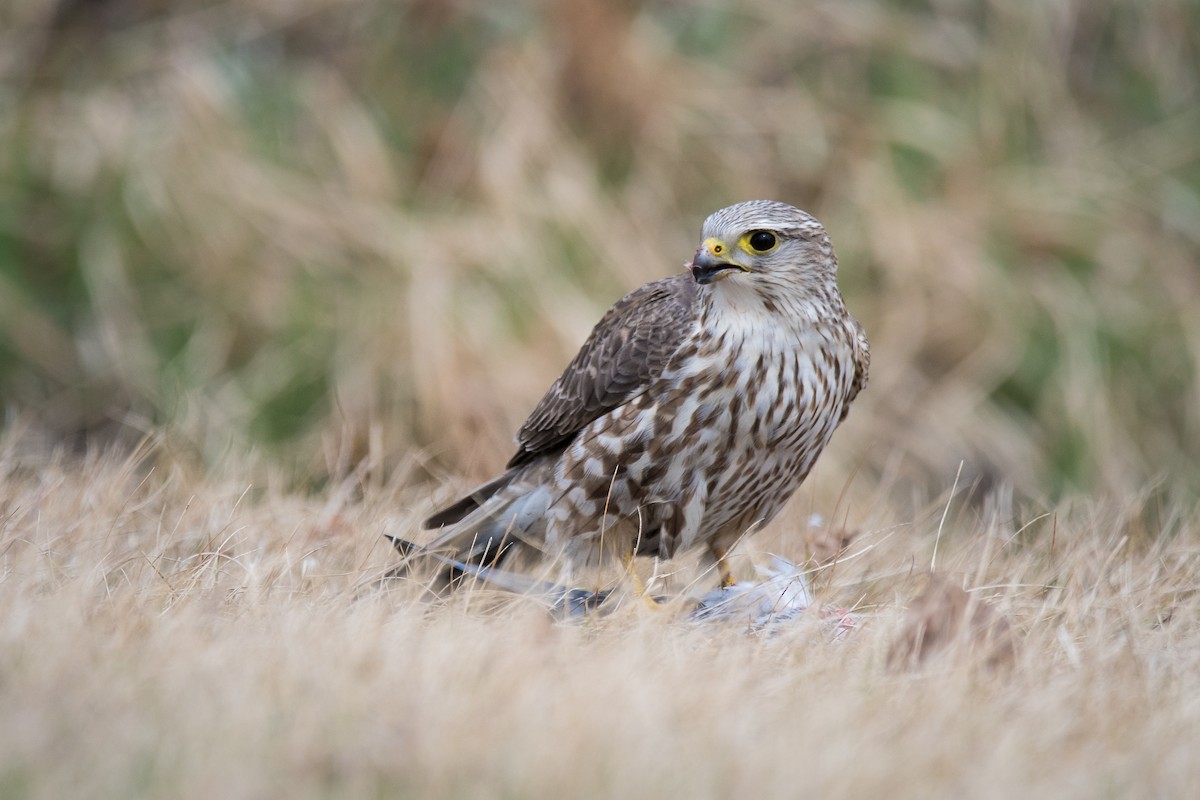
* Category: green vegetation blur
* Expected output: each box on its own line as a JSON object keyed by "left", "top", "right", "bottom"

{"left": 1, "top": 0, "right": 1197, "bottom": 494}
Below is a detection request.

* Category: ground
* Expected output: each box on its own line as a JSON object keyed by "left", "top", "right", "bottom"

{"left": 2, "top": 437, "right": 1197, "bottom": 799}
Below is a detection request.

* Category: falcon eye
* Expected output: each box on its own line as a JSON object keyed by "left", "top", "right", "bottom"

{"left": 747, "top": 230, "right": 777, "bottom": 253}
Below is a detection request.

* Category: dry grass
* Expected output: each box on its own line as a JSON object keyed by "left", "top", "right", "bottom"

{"left": 2, "top": 1, "right": 1199, "bottom": 796}
{"left": 2, "top": 432, "right": 1198, "bottom": 798}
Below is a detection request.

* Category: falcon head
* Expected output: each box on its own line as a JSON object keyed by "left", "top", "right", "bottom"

{"left": 688, "top": 200, "right": 835, "bottom": 290}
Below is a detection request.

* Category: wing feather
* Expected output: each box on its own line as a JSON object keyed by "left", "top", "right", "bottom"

{"left": 506, "top": 273, "right": 696, "bottom": 468}
{"left": 840, "top": 316, "right": 870, "bottom": 423}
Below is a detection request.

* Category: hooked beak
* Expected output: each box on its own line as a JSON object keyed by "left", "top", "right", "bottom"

{"left": 688, "top": 248, "right": 749, "bottom": 285}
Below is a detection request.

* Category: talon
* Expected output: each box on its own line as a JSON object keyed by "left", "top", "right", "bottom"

{"left": 621, "top": 548, "right": 665, "bottom": 609}
{"left": 711, "top": 543, "right": 737, "bottom": 588}
{"left": 718, "top": 561, "right": 736, "bottom": 588}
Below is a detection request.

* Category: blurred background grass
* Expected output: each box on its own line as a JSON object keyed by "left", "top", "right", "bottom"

{"left": 1, "top": 0, "right": 1197, "bottom": 501}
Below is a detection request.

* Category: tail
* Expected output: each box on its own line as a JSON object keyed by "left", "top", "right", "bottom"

{"left": 384, "top": 534, "right": 611, "bottom": 615}
{"left": 422, "top": 470, "right": 518, "bottom": 529}
{"left": 390, "top": 464, "right": 556, "bottom": 586}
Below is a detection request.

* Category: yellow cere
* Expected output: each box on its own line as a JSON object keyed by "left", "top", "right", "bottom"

{"left": 704, "top": 237, "right": 728, "bottom": 257}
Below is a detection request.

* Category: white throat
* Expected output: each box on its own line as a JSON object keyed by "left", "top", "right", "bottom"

{"left": 699, "top": 278, "right": 825, "bottom": 338}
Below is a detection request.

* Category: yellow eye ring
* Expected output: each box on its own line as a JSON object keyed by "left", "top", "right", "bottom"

{"left": 745, "top": 230, "right": 778, "bottom": 254}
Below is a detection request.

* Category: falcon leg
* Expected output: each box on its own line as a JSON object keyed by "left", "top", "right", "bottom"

{"left": 622, "top": 548, "right": 665, "bottom": 610}
{"left": 709, "top": 542, "right": 737, "bottom": 588}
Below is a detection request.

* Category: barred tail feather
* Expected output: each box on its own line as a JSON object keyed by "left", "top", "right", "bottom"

{"left": 422, "top": 469, "right": 520, "bottom": 529}
{"left": 394, "top": 465, "right": 556, "bottom": 585}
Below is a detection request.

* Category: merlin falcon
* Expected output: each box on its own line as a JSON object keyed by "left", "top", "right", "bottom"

{"left": 415, "top": 200, "right": 869, "bottom": 589}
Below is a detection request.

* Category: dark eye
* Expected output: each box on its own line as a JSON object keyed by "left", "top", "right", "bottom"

{"left": 748, "top": 230, "right": 777, "bottom": 252}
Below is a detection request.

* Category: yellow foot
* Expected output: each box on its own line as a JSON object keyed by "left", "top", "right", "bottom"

{"left": 709, "top": 543, "right": 737, "bottom": 588}
{"left": 622, "top": 551, "right": 666, "bottom": 610}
